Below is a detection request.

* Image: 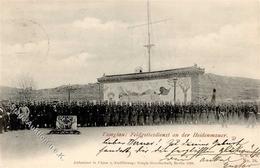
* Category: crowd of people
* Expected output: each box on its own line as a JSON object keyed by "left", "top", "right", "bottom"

{"left": 0, "top": 100, "right": 259, "bottom": 133}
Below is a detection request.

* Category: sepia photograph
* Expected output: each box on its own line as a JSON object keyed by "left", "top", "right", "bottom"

{"left": 0, "top": 0, "right": 260, "bottom": 167}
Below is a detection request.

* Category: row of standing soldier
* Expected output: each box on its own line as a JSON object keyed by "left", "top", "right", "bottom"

{"left": 1, "top": 101, "right": 258, "bottom": 132}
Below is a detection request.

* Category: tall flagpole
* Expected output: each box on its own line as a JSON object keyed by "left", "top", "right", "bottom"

{"left": 144, "top": 0, "right": 154, "bottom": 72}
{"left": 129, "top": 0, "right": 170, "bottom": 72}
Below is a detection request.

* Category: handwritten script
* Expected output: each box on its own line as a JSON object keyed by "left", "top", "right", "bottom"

{"left": 97, "top": 132, "right": 260, "bottom": 167}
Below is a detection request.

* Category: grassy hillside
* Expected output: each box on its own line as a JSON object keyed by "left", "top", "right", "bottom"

{"left": 0, "top": 83, "right": 101, "bottom": 102}
{"left": 198, "top": 73, "right": 260, "bottom": 102}
{"left": 34, "top": 83, "right": 101, "bottom": 102}
{"left": 0, "top": 86, "right": 21, "bottom": 101}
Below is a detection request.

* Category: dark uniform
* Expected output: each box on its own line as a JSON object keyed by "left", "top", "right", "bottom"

{"left": 193, "top": 106, "right": 200, "bottom": 124}
{"left": 208, "top": 107, "right": 216, "bottom": 124}
{"left": 104, "top": 106, "right": 111, "bottom": 126}
{"left": 138, "top": 109, "right": 144, "bottom": 125}
{"left": 247, "top": 106, "right": 257, "bottom": 128}
{"left": 176, "top": 105, "right": 183, "bottom": 124}
{"left": 219, "top": 107, "right": 228, "bottom": 128}
{"left": 184, "top": 106, "right": 192, "bottom": 124}
{"left": 122, "top": 105, "right": 129, "bottom": 126}
{"left": 200, "top": 107, "right": 208, "bottom": 124}
{"left": 130, "top": 106, "right": 138, "bottom": 126}
{"left": 0, "top": 105, "right": 8, "bottom": 133}
{"left": 153, "top": 107, "right": 160, "bottom": 125}
{"left": 9, "top": 104, "right": 19, "bottom": 130}
{"left": 46, "top": 103, "right": 54, "bottom": 128}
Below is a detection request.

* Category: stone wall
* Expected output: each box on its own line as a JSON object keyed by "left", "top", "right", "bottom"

{"left": 103, "top": 77, "right": 192, "bottom": 103}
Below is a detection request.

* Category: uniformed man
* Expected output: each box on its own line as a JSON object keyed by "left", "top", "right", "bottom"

{"left": 200, "top": 105, "right": 208, "bottom": 124}
{"left": 28, "top": 101, "right": 37, "bottom": 127}
{"left": 42, "top": 101, "right": 48, "bottom": 128}
{"left": 0, "top": 103, "right": 8, "bottom": 133}
{"left": 238, "top": 103, "right": 245, "bottom": 123}
{"left": 130, "top": 105, "right": 138, "bottom": 126}
{"left": 232, "top": 105, "right": 239, "bottom": 124}
{"left": 247, "top": 105, "right": 257, "bottom": 128}
{"left": 193, "top": 104, "right": 200, "bottom": 124}
{"left": 104, "top": 105, "right": 111, "bottom": 126}
{"left": 45, "top": 102, "right": 54, "bottom": 128}
{"left": 208, "top": 106, "right": 216, "bottom": 124}
{"left": 153, "top": 106, "right": 160, "bottom": 125}
{"left": 18, "top": 102, "right": 30, "bottom": 129}
{"left": 256, "top": 102, "right": 260, "bottom": 123}
{"left": 9, "top": 103, "right": 19, "bottom": 130}
{"left": 95, "top": 104, "right": 101, "bottom": 126}
{"left": 219, "top": 106, "right": 228, "bottom": 128}
{"left": 176, "top": 104, "right": 184, "bottom": 124}
{"left": 52, "top": 102, "right": 58, "bottom": 128}
{"left": 81, "top": 102, "right": 87, "bottom": 127}
{"left": 114, "top": 104, "right": 120, "bottom": 126}
{"left": 174, "top": 104, "right": 180, "bottom": 124}
{"left": 122, "top": 105, "right": 129, "bottom": 126}
{"left": 184, "top": 105, "right": 192, "bottom": 124}
{"left": 89, "top": 102, "right": 94, "bottom": 126}
{"left": 160, "top": 105, "right": 167, "bottom": 124}
{"left": 138, "top": 108, "right": 145, "bottom": 126}
{"left": 147, "top": 105, "right": 154, "bottom": 125}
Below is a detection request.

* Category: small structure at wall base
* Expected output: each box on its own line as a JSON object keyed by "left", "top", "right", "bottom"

{"left": 48, "top": 115, "right": 80, "bottom": 134}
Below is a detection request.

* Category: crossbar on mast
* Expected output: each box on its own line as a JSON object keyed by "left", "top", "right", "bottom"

{"left": 129, "top": 0, "right": 170, "bottom": 72}
{"left": 144, "top": 0, "right": 154, "bottom": 72}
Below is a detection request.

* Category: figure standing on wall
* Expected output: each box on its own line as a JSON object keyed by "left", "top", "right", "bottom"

{"left": 211, "top": 88, "right": 216, "bottom": 105}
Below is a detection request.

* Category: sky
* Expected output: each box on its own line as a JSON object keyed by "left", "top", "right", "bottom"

{"left": 0, "top": 0, "right": 260, "bottom": 89}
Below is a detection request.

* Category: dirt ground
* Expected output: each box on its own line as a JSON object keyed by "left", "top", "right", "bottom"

{"left": 0, "top": 124, "right": 259, "bottom": 168}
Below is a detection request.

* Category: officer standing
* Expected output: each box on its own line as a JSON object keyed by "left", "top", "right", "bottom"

{"left": 219, "top": 106, "right": 228, "bottom": 128}
{"left": 153, "top": 106, "right": 160, "bottom": 125}
{"left": 138, "top": 108, "right": 145, "bottom": 126}
{"left": 0, "top": 103, "right": 7, "bottom": 133}
{"left": 122, "top": 105, "right": 129, "bottom": 126}
{"left": 104, "top": 105, "right": 111, "bottom": 126}
{"left": 208, "top": 106, "right": 216, "bottom": 124}
{"left": 9, "top": 103, "right": 19, "bottom": 130}
{"left": 18, "top": 102, "right": 31, "bottom": 129}
{"left": 247, "top": 105, "right": 257, "bottom": 128}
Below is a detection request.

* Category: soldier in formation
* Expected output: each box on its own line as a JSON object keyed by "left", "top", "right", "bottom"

{"left": 1, "top": 100, "right": 258, "bottom": 130}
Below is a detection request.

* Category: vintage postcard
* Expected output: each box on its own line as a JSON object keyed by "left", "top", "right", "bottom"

{"left": 0, "top": 0, "right": 260, "bottom": 168}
